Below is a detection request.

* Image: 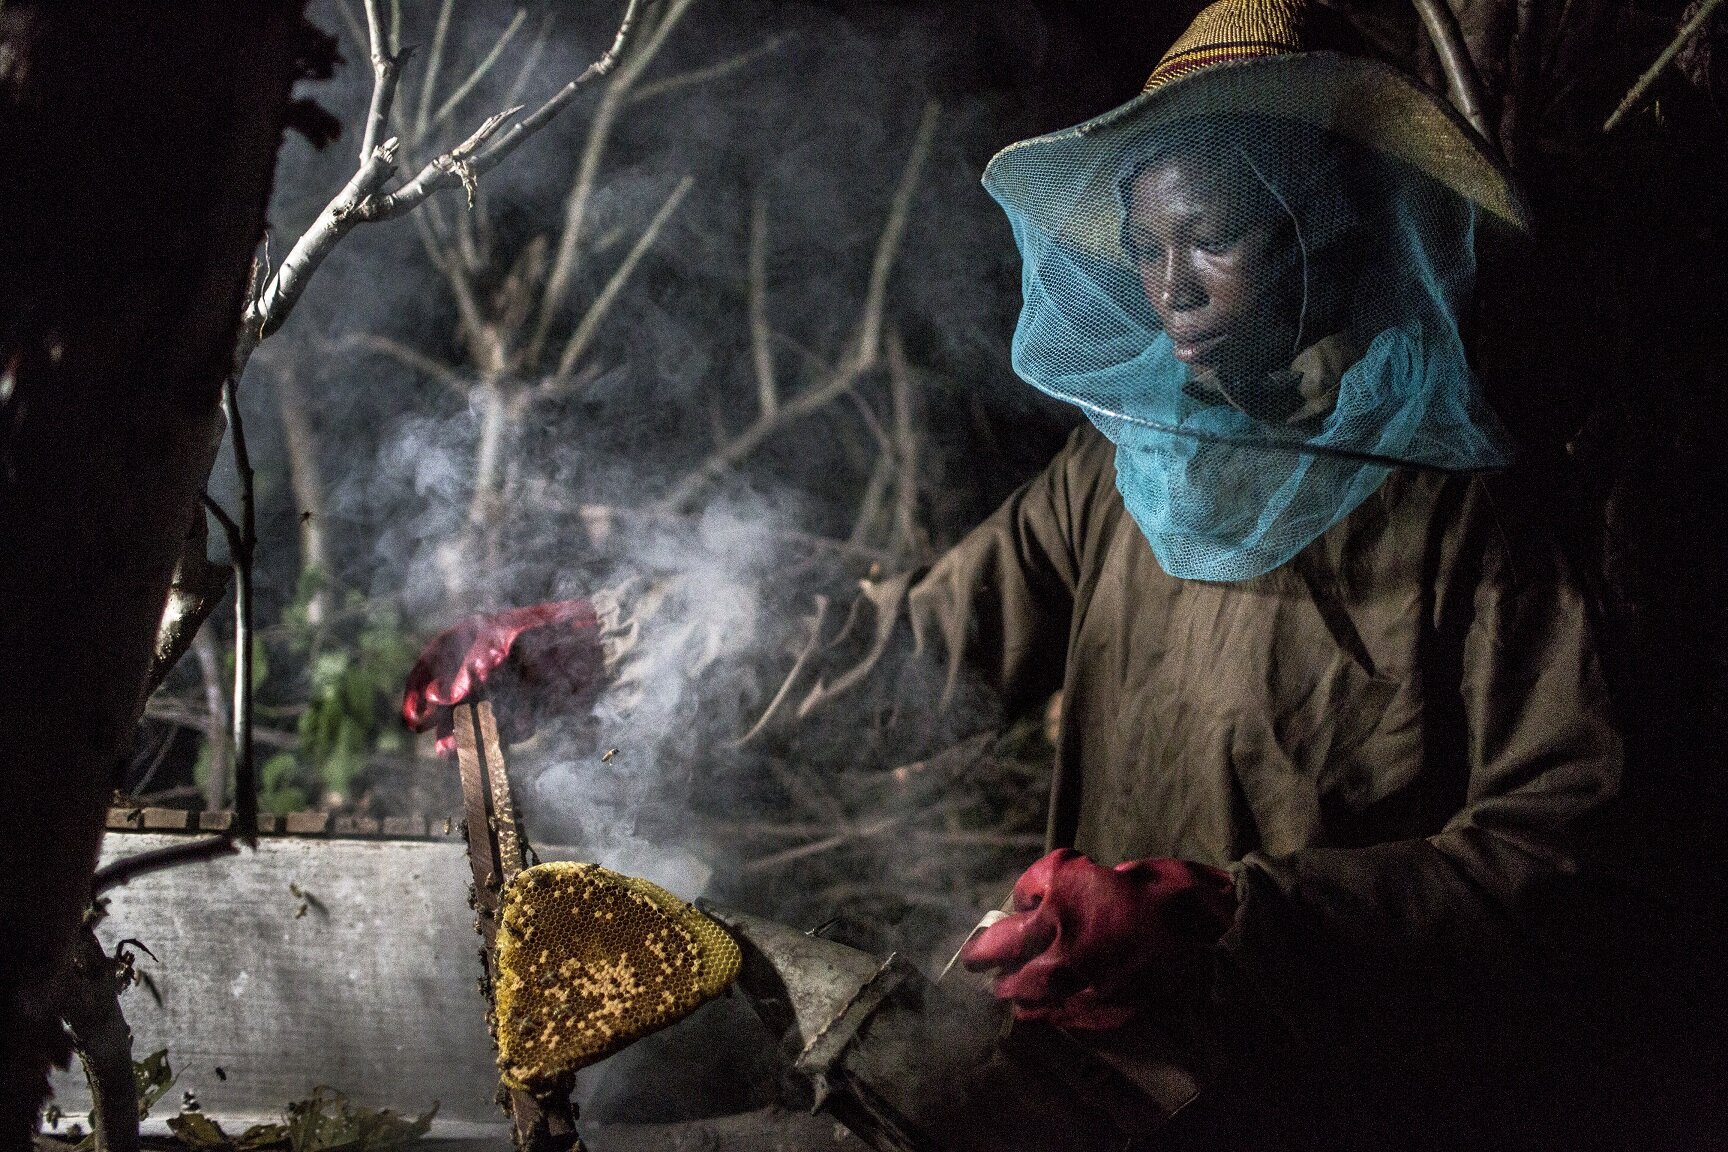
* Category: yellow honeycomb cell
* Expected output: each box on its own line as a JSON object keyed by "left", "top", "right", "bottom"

{"left": 493, "top": 862, "right": 742, "bottom": 1088}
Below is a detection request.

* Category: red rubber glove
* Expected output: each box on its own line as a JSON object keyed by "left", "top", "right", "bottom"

{"left": 402, "top": 599, "right": 604, "bottom": 755}
{"left": 960, "top": 849, "right": 1237, "bottom": 1031}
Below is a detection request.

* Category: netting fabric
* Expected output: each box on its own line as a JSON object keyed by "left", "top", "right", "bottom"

{"left": 985, "top": 59, "right": 1516, "bottom": 582}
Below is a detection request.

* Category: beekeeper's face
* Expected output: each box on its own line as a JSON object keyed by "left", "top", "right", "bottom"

{"left": 1124, "top": 151, "right": 1304, "bottom": 387}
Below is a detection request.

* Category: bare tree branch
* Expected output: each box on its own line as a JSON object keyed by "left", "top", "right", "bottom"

{"left": 1604, "top": 0, "right": 1728, "bottom": 131}
{"left": 220, "top": 378, "right": 258, "bottom": 844}
{"left": 655, "top": 101, "right": 939, "bottom": 512}
{"left": 529, "top": 0, "right": 694, "bottom": 369}
{"left": 887, "top": 325, "right": 922, "bottom": 561}
{"left": 251, "top": 0, "right": 651, "bottom": 367}
{"left": 410, "top": 0, "right": 457, "bottom": 141}
{"left": 242, "top": 142, "right": 400, "bottom": 362}
{"left": 739, "top": 796, "right": 975, "bottom": 874}
{"left": 473, "top": 0, "right": 648, "bottom": 177}
{"left": 542, "top": 174, "right": 694, "bottom": 397}
{"left": 849, "top": 430, "right": 895, "bottom": 548}
{"left": 846, "top": 389, "right": 892, "bottom": 455}
{"left": 410, "top": 208, "right": 495, "bottom": 366}
{"left": 60, "top": 925, "right": 139, "bottom": 1152}
{"left": 1410, "top": 0, "right": 1495, "bottom": 147}
{"left": 143, "top": 692, "right": 297, "bottom": 751}
{"left": 735, "top": 596, "right": 830, "bottom": 747}
{"left": 354, "top": 106, "right": 520, "bottom": 219}
{"left": 193, "top": 627, "right": 230, "bottom": 811}
{"left": 145, "top": 507, "right": 231, "bottom": 697}
{"left": 432, "top": 8, "right": 527, "bottom": 128}
{"left": 629, "top": 34, "right": 790, "bottom": 105}
{"left": 748, "top": 192, "right": 778, "bottom": 418}
{"left": 270, "top": 359, "right": 334, "bottom": 627}
{"left": 93, "top": 836, "right": 240, "bottom": 894}
{"left": 501, "top": 10, "right": 557, "bottom": 115}
{"left": 200, "top": 491, "right": 241, "bottom": 550}
{"left": 332, "top": 332, "right": 474, "bottom": 396}
{"left": 853, "top": 100, "right": 938, "bottom": 369}
{"left": 360, "top": 0, "right": 407, "bottom": 163}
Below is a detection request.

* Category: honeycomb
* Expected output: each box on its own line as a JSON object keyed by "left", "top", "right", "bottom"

{"left": 493, "top": 861, "right": 742, "bottom": 1088}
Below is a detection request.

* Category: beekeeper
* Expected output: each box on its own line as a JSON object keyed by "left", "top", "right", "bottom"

{"left": 780, "top": 0, "right": 1622, "bottom": 1143}
{"left": 406, "top": 1, "right": 1624, "bottom": 1143}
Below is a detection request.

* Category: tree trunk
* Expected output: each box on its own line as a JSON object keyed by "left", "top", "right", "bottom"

{"left": 193, "top": 627, "right": 231, "bottom": 814}
{"left": 60, "top": 928, "right": 137, "bottom": 1152}
{"left": 0, "top": 4, "right": 308, "bottom": 1143}
{"left": 273, "top": 360, "right": 333, "bottom": 627}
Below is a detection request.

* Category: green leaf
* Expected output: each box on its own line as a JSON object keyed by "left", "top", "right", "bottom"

{"left": 222, "top": 640, "right": 271, "bottom": 692}
{"left": 169, "top": 1111, "right": 233, "bottom": 1150}
{"left": 194, "top": 742, "right": 217, "bottom": 795}
{"left": 282, "top": 1088, "right": 435, "bottom": 1152}
{"left": 309, "top": 651, "right": 352, "bottom": 698}
{"left": 236, "top": 1122, "right": 291, "bottom": 1150}
{"left": 319, "top": 741, "right": 362, "bottom": 801}
{"left": 260, "top": 751, "right": 310, "bottom": 816}
{"left": 342, "top": 670, "right": 375, "bottom": 725}
{"left": 134, "top": 1049, "right": 176, "bottom": 1119}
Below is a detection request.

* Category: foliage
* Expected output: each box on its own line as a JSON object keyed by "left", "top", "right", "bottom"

{"left": 258, "top": 752, "right": 310, "bottom": 817}
{"left": 134, "top": 1049, "right": 177, "bottom": 1120}
{"left": 220, "top": 638, "right": 271, "bottom": 697}
{"left": 165, "top": 1088, "right": 435, "bottom": 1152}
{"left": 166, "top": 1111, "right": 285, "bottom": 1152}
{"left": 240, "top": 580, "right": 419, "bottom": 811}
{"left": 293, "top": 594, "right": 417, "bottom": 800}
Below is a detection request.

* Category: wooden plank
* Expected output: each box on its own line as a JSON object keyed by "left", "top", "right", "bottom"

{"left": 284, "top": 811, "right": 330, "bottom": 836}
{"left": 475, "top": 701, "right": 523, "bottom": 885}
{"left": 453, "top": 703, "right": 499, "bottom": 924}
{"left": 333, "top": 815, "right": 381, "bottom": 836}
{"left": 46, "top": 835, "right": 823, "bottom": 1149}
{"left": 142, "top": 808, "right": 192, "bottom": 831}
{"left": 48, "top": 835, "right": 503, "bottom": 1124}
{"left": 383, "top": 815, "right": 427, "bottom": 838}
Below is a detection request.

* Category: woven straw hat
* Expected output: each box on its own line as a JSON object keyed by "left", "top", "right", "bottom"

{"left": 985, "top": 0, "right": 1529, "bottom": 236}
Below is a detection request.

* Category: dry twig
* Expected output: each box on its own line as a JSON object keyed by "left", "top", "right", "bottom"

{"left": 886, "top": 326, "right": 923, "bottom": 561}
{"left": 331, "top": 331, "right": 473, "bottom": 396}
{"left": 629, "top": 34, "right": 790, "bottom": 104}
{"left": 735, "top": 596, "right": 831, "bottom": 748}
{"left": 93, "top": 837, "right": 240, "bottom": 894}
{"left": 656, "top": 100, "right": 941, "bottom": 512}
{"left": 360, "top": 0, "right": 406, "bottom": 163}
{"left": 411, "top": 0, "right": 459, "bottom": 140}
{"left": 432, "top": 8, "right": 527, "bottom": 127}
{"left": 543, "top": 174, "right": 695, "bottom": 396}
{"left": 748, "top": 192, "right": 778, "bottom": 419}
{"left": 529, "top": 0, "right": 696, "bottom": 367}
{"left": 203, "top": 377, "right": 259, "bottom": 841}
{"left": 1411, "top": 0, "right": 1496, "bottom": 147}
{"left": 739, "top": 795, "right": 976, "bottom": 875}
{"left": 1604, "top": 0, "right": 1728, "bottom": 130}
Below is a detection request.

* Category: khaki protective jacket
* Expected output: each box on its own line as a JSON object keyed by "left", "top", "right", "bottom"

{"left": 792, "top": 422, "right": 1623, "bottom": 1142}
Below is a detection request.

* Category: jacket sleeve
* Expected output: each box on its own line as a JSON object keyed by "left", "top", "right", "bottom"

{"left": 1214, "top": 483, "right": 1624, "bottom": 1132}
{"left": 753, "top": 427, "right": 1094, "bottom": 742}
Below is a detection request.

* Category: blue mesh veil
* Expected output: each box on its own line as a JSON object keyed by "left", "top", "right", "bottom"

{"left": 985, "top": 108, "right": 1513, "bottom": 582}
